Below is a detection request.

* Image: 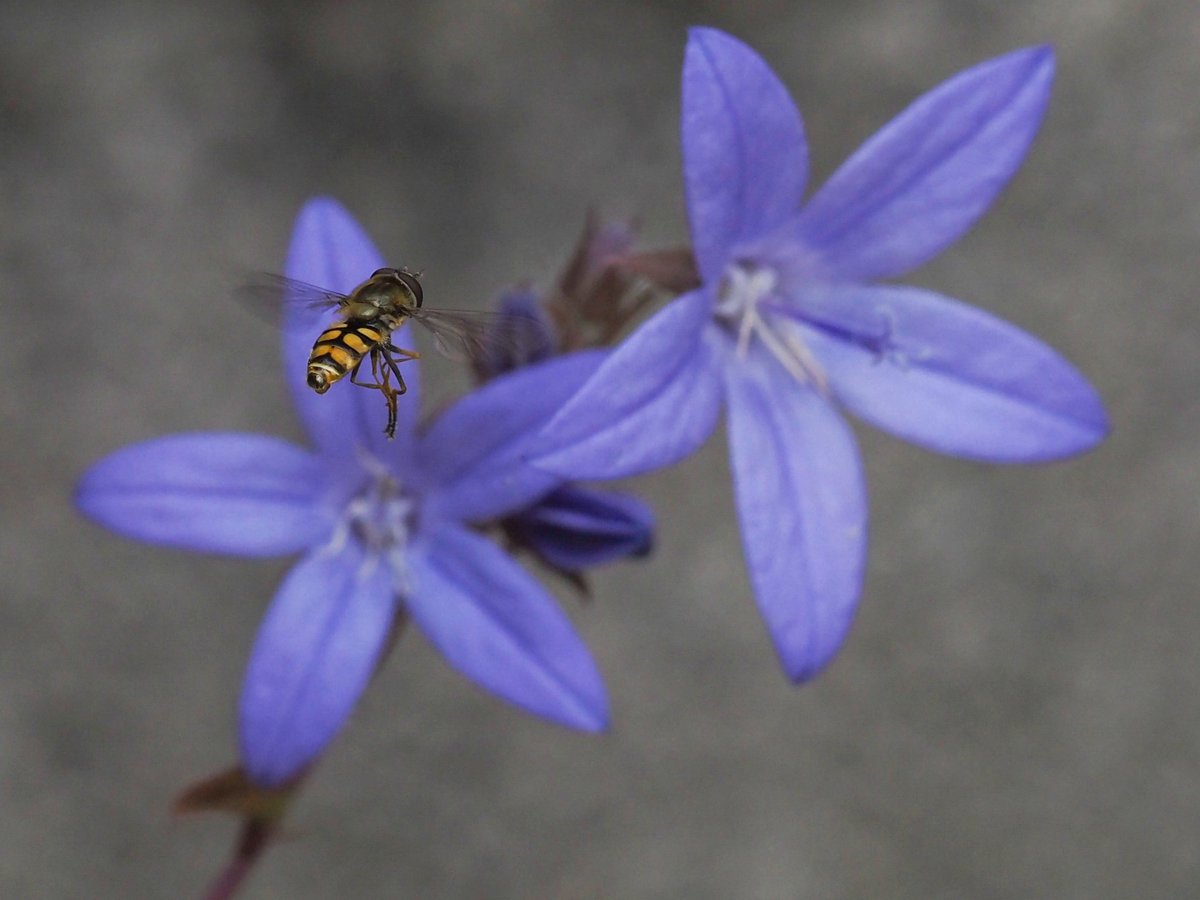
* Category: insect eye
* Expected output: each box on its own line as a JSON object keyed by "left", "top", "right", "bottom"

{"left": 370, "top": 267, "right": 396, "bottom": 278}
{"left": 397, "top": 270, "right": 424, "bottom": 307}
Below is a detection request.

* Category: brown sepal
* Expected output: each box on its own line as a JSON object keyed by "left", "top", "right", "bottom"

{"left": 615, "top": 248, "right": 702, "bottom": 294}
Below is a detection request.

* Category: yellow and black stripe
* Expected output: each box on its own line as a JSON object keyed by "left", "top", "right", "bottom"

{"left": 306, "top": 322, "right": 386, "bottom": 392}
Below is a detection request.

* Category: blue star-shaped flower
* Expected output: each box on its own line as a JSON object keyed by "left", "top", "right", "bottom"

{"left": 77, "top": 198, "right": 611, "bottom": 787}
{"left": 533, "top": 29, "right": 1109, "bottom": 681}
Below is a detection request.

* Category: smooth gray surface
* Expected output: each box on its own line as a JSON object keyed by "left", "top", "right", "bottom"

{"left": 2, "top": 1, "right": 1197, "bottom": 897}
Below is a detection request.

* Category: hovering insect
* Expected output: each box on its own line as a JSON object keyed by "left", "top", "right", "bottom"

{"left": 240, "top": 266, "right": 528, "bottom": 439}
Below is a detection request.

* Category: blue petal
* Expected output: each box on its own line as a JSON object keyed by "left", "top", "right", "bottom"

{"left": 282, "top": 197, "right": 420, "bottom": 463}
{"left": 683, "top": 27, "right": 808, "bottom": 282}
{"left": 75, "top": 433, "right": 333, "bottom": 556}
{"left": 532, "top": 292, "right": 722, "bottom": 480}
{"left": 776, "top": 284, "right": 1109, "bottom": 461}
{"left": 790, "top": 46, "right": 1053, "bottom": 281}
{"left": 507, "top": 485, "right": 654, "bottom": 572}
{"left": 418, "top": 350, "right": 607, "bottom": 523}
{"left": 239, "top": 543, "right": 396, "bottom": 787}
{"left": 724, "top": 350, "right": 867, "bottom": 682}
{"left": 406, "top": 524, "right": 608, "bottom": 731}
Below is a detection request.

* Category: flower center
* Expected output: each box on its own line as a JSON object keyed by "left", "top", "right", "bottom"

{"left": 324, "top": 450, "right": 417, "bottom": 588}
{"left": 715, "top": 261, "right": 827, "bottom": 390}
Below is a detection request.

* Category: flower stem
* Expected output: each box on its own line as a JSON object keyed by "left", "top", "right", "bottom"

{"left": 202, "top": 817, "right": 274, "bottom": 900}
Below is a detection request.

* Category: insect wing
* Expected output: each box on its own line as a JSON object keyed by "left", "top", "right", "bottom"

{"left": 408, "top": 307, "right": 547, "bottom": 364}
{"left": 234, "top": 273, "right": 350, "bottom": 324}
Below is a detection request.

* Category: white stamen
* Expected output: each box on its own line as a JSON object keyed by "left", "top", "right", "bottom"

{"left": 718, "top": 262, "right": 828, "bottom": 392}
{"left": 757, "top": 318, "right": 829, "bottom": 392}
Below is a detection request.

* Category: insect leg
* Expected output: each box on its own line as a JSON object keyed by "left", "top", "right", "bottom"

{"left": 385, "top": 342, "right": 421, "bottom": 362}
{"left": 371, "top": 347, "right": 384, "bottom": 386}
{"left": 347, "top": 352, "right": 398, "bottom": 438}
{"left": 380, "top": 347, "right": 409, "bottom": 397}
{"left": 372, "top": 348, "right": 399, "bottom": 440}
{"left": 350, "top": 359, "right": 385, "bottom": 390}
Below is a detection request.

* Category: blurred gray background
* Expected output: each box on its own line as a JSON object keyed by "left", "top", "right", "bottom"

{"left": 2, "top": 0, "right": 1197, "bottom": 897}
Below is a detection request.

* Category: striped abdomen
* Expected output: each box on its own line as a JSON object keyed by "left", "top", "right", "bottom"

{"left": 306, "top": 321, "right": 386, "bottom": 393}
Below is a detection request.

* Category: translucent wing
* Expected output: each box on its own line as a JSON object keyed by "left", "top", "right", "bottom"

{"left": 234, "top": 273, "right": 350, "bottom": 321}
{"left": 407, "top": 306, "right": 549, "bottom": 364}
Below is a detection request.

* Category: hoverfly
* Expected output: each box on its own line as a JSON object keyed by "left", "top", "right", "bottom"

{"left": 240, "top": 267, "right": 531, "bottom": 439}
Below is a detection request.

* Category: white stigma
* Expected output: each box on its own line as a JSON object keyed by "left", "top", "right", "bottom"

{"left": 717, "top": 262, "right": 827, "bottom": 391}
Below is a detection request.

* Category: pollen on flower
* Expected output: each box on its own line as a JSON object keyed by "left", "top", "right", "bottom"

{"left": 715, "top": 260, "right": 828, "bottom": 391}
